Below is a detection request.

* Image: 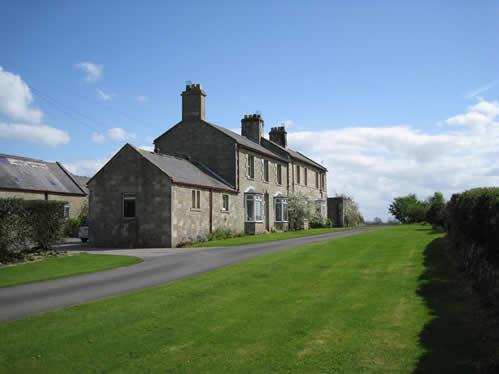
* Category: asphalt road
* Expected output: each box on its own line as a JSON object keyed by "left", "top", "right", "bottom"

{"left": 0, "top": 227, "right": 371, "bottom": 322}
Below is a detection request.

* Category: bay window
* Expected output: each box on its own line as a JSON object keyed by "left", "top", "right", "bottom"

{"left": 245, "top": 193, "right": 263, "bottom": 222}
{"left": 275, "top": 197, "right": 288, "bottom": 222}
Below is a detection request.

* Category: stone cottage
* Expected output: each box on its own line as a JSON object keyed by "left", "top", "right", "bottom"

{"left": 88, "top": 84, "right": 327, "bottom": 247}
{"left": 0, "top": 153, "right": 88, "bottom": 218}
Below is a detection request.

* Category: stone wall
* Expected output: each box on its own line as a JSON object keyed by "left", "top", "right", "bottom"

{"left": 88, "top": 145, "right": 172, "bottom": 248}
{"left": 238, "top": 148, "right": 289, "bottom": 233}
{"left": 154, "top": 120, "right": 237, "bottom": 188}
{"left": 290, "top": 160, "right": 327, "bottom": 217}
{"left": 0, "top": 190, "right": 87, "bottom": 218}
{"left": 171, "top": 185, "right": 242, "bottom": 246}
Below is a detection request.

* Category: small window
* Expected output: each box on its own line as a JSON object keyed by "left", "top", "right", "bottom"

{"left": 247, "top": 155, "right": 255, "bottom": 179}
{"left": 222, "top": 194, "right": 229, "bottom": 211}
{"left": 63, "top": 204, "right": 70, "bottom": 218}
{"left": 315, "top": 172, "right": 319, "bottom": 188}
{"left": 304, "top": 168, "right": 308, "bottom": 186}
{"left": 263, "top": 159, "right": 269, "bottom": 182}
{"left": 192, "top": 190, "right": 201, "bottom": 209}
{"left": 123, "top": 193, "right": 136, "bottom": 218}
{"left": 296, "top": 165, "right": 300, "bottom": 184}
{"left": 277, "top": 164, "right": 282, "bottom": 185}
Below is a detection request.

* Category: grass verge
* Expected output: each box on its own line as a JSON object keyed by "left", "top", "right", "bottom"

{"left": 0, "top": 225, "right": 496, "bottom": 372}
{"left": 187, "top": 226, "right": 353, "bottom": 247}
{"left": 0, "top": 253, "right": 141, "bottom": 288}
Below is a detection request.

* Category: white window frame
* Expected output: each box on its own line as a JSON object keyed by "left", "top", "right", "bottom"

{"left": 274, "top": 197, "right": 288, "bottom": 222}
{"left": 63, "top": 204, "right": 70, "bottom": 218}
{"left": 222, "top": 194, "right": 229, "bottom": 212}
{"left": 245, "top": 193, "right": 263, "bottom": 222}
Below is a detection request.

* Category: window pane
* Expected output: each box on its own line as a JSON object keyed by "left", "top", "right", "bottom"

{"left": 123, "top": 199, "right": 135, "bottom": 217}
{"left": 276, "top": 199, "right": 282, "bottom": 221}
{"left": 246, "top": 195, "right": 254, "bottom": 221}
{"left": 192, "top": 190, "right": 195, "bottom": 208}
{"left": 255, "top": 195, "right": 262, "bottom": 221}
{"left": 223, "top": 194, "right": 229, "bottom": 211}
{"left": 196, "top": 190, "right": 200, "bottom": 209}
{"left": 283, "top": 201, "right": 288, "bottom": 222}
{"left": 277, "top": 165, "right": 282, "bottom": 184}
{"left": 264, "top": 160, "right": 269, "bottom": 181}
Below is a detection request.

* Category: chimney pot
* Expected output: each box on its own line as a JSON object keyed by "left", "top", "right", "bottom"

{"left": 241, "top": 113, "right": 264, "bottom": 144}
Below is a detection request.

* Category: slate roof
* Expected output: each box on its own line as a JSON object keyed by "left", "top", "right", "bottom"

{"left": 204, "top": 121, "right": 288, "bottom": 161}
{"left": 135, "top": 146, "right": 235, "bottom": 192}
{"left": 0, "top": 153, "right": 86, "bottom": 195}
{"left": 260, "top": 138, "right": 327, "bottom": 171}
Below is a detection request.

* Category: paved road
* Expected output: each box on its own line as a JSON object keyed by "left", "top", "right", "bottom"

{"left": 0, "top": 228, "right": 371, "bottom": 322}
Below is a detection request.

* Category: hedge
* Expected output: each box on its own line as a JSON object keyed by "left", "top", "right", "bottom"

{"left": 0, "top": 198, "right": 66, "bottom": 262}
{"left": 447, "top": 187, "right": 499, "bottom": 264}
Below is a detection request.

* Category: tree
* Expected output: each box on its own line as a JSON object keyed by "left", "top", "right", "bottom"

{"left": 388, "top": 194, "right": 428, "bottom": 223}
{"left": 288, "top": 192, "right": 312, "bottom": 230}
{"left": 373, "top": 217, "right": 383, "bottom": 225}
{"left": 426, "top": 192, "right": 446, "bottom": 228}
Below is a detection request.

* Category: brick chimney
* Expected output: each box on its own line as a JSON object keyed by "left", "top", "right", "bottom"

{"left": 241, "top": 114, "right": 264, "bottom": 144}
{"left": 181, "top": 83, "right": 206, "bottom": 121}
{"left": 269, "top": 126, "right": 287, "bottom": 148}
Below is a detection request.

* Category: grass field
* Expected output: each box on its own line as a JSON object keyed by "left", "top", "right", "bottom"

{"left": 0, "top": 225, "right": 495, "bottom": 373}
{"left": 188, "top": 226, "right": 352, "bottom": 247}
{"left": 0, "top": 253, "right": 141, "bottom": 288}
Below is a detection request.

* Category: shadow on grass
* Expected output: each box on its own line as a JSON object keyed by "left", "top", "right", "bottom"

{"left": 413, "top": 237, "right": 499, "bottom": 374}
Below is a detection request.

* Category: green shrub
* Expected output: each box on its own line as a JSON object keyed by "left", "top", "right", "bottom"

{"left": 207, "top": 228, "right": 239, "bottom": 241}
{"left": 24, "top": 200, "right": 65, "bottom": 250}
{"left": 447, "top": 188, "right": 499, "bottom": 263}
{"left": 64, "top": 216, "right": 85, "bottom": 237}
{"left": 309, "top": 215, "right": 332, "bottom": 228}
{"left": 0, "top": 198, "right": 31, "bottom": 262}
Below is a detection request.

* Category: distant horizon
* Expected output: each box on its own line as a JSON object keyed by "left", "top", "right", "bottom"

{"left": 1, "top": 1, "right": 498, "bottom": 220}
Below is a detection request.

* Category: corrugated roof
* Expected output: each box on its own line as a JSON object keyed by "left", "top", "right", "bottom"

{"left": 136, "top": 147, "right": 235, "bottom": 191}
{"left": 0, "top": 153, "right": 86, "bottom": 195}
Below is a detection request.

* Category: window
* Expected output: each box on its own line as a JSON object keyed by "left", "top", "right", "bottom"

{"left": 263, "top": 159, "right": 269, "bottom": 182}
{"left": 63, "top": 204, "right": 70, "bottom": 218}
{"left": 122, "top": 193, "right": 136, "bottom": 218}
{"left": 247, "top": 155, "right": 255, "bottom": 179}
{"left": 275, "top": 197, "right": 288, "bottom": 222}
{"left": 304, "top": 168, "right": 308, "bottom": 186}
{"left": 277, "top": 164, "right": 282, "bottom": 185}
{"left": 192, "top": 190, "right": 201, "bottom": 209}
{"left": 245, "top": 193, "right": 263, "bottom": 222}
{"left": 222, "top": 194, "right": 229, "bottom": 211}
{"left": 315, "top": 172, "right": 319, "bottom": 188}
{"left": 296, "top": 165, "right": 300, "bottom": 184}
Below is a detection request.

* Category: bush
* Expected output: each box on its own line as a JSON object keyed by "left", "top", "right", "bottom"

{"left": 309, "top": 215, "right": 333, "bottom": 228}
{"left": 64, "top": 216, "right": 85, "bottom": 237}
{"left": 447, "top": 188, "right": 499, "bottom": 263}
{"left": 24, "top": 200, "right": 65, "bottom": 250}
{"left": 207, "top": 228, "right": 241, "bottom": 241}
{"left": 288, "top": 193, "right": 313, "bottom": 230}
{"left": 0, "top": 199, "right": 31, "bottom": 262}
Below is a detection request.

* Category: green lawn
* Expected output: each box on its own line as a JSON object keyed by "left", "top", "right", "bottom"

{"left": 0, "top": 253, "right": 141, "bottom": 288}
{"left": 0, "top": 225, "right": 495, "bottom": 373}
{"left": 188, "top": 226, "right": 353, "bottom": 247}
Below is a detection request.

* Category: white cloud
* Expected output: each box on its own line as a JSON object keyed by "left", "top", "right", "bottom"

{"left": 0, "top": 66, "right": 43, "bottom": 123}
{"left": 286, "top": 99, "right": 499, "bottom": 220}
{"left": 107, "top": 127, "right": 136, "bottom": 141}
{"left": 136, "top": 95, "right": 148, "bottom": 102}
{"left": 75, "top": 62, "right": 103, "bottom": 82}
{"left": 139, "top": 144, "right": 154, "bottom": 152}
{"left": 0, "top": 123, "right": 70, "bottom": 147}
{"left": 63, "top": 159, "right": 107, "bottom": 177}
{"left": 91, "top": 132, "right": 106, "bottom": 144}
{"left": 0, "top": 67, "right": 70, "bottom": 146}
{"left": 96, "top": 89, "right": 112, "bottom": 101}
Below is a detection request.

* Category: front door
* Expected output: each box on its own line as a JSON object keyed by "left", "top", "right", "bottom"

{"left": 264, "top": 192, "right": 270, "bottom": 231}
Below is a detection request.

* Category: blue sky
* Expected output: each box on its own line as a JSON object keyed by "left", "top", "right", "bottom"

{"left": 1, "top": 1, "right": 498, "bottom": 219}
